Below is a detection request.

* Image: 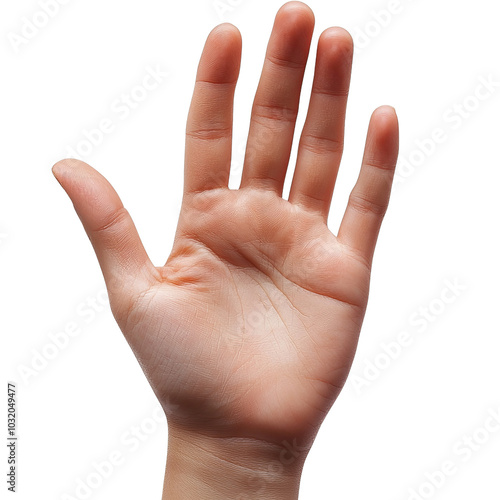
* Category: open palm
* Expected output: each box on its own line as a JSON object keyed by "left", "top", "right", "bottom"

{"left": 53, "top": 2, "right": 398, "bottom": 449}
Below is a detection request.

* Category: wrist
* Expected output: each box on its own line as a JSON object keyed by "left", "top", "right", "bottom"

{"left": 162, "top": 423, "right": 310, "bottom": 499}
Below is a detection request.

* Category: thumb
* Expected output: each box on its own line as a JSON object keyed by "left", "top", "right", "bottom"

{"left": 52, "top": 159, "right": 156, "bottom": 298}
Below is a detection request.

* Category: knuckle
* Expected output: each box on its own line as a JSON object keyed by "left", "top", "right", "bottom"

{"left": 92, "top": 207, "right": 130, "bottom": 234}
{"left": 252, "top": 103, "right": 298, "bottom": 126}
{"left": 266, "top": 53, "right": 305, "bottom": 70}
{"left": 348, "top": 192, "right": 387, "bottom": 217}
{"left": 300, "top": 133, "right": 344, "bottom": 156}
{"left": 186, "top": 127, "right": 232, "bottom": 142}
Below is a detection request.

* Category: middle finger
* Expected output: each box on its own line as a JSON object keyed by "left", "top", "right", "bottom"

{"left": 239, "top": 2, "right": 315, "bottom": 195}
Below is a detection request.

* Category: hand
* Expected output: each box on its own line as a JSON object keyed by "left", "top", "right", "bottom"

{"left": 53, "top": 2, "right": 398, "bottom": 498}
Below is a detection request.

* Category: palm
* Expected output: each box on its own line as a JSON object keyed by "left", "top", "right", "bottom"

{"left": 122, "top": 188, "right": 368, "bottom": 441}
{"left": 53, "top": 2, "right": 398, "bottom": 448}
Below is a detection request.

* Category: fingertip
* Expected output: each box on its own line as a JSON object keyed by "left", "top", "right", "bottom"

{"left": 320, "top": 26, "right": 353, "bottom": 50}
{"left": 51, "top": 159, "right": 77, "bottom": 188}
{"left": 278, "top": 1, "right": 315, "bottom": 28}
{"left": 199, "top": 23, "right": 242, "bottom": 84}
{"left": 210, "top": 22, "right": 241, "bottom": 44}
{"left": 269, "top": 1, "right": 315, "bottom": 66}
{"left": 52, "top": 158, "right": 71, "bottom": 178}
{"left": 52, "top": 157, "right": 88, "bottom": 177}
{"left": 208, "top": 23, "right": 242, "bottom": 60}
{"left": 51, "top": 160, "right": 110, "bottom": 207}
{"left": 366, "top": 106, "right": 399, "bottom": 163}
{"left": 373, "top": 105, "right": 398, "bottom": 123}
{"left": 371, "top": 105, "right": 399, "bottom": 138}
{"left": 318, "top": 27, "right": 354, "bottom": 70}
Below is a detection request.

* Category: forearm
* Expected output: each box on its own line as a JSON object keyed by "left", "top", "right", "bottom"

{"left": 162, "top": 424, "right": 308, "bottom": 499}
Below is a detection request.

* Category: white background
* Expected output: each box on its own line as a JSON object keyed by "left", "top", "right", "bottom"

{"left": 2, "top": 0, "right": 500, "bottom": 498}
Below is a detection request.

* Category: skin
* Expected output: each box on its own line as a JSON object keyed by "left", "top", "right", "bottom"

{"left": 52, "top": 2, "right": 399, "bottom": 498}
